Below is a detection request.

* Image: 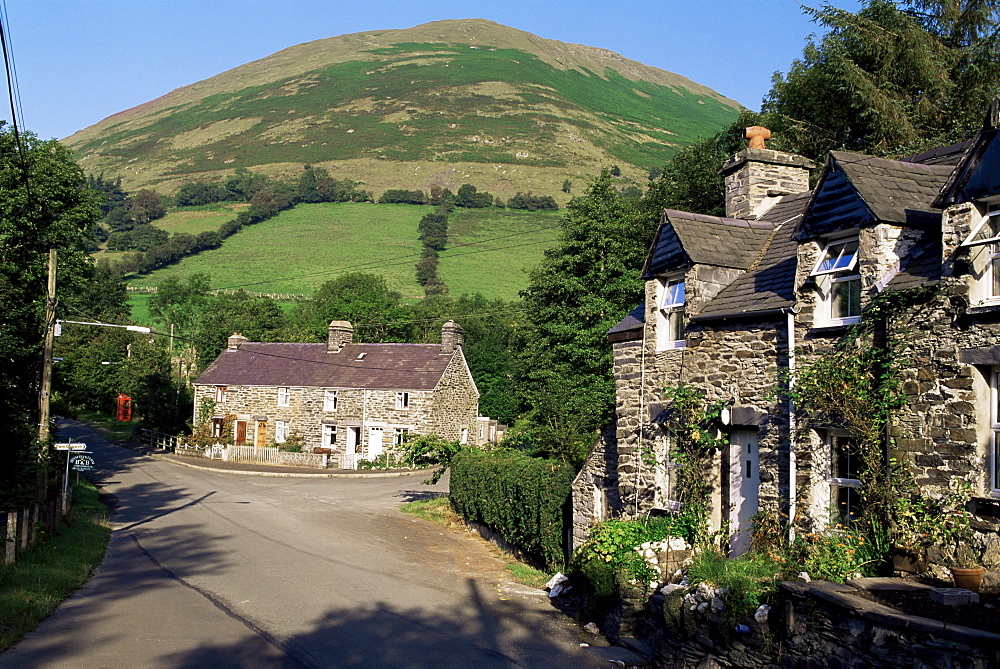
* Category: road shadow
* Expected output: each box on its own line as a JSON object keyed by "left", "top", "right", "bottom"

{"left": 161, "top": 577, "right": 600, "bottom": 668}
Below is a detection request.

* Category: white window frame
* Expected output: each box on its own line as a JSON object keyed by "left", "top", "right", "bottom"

{"left": 460, "top": 427, "right": 469, "bottom": 444}
{"left": 961, "top": 203, "right": 1000, "bottom": 305}
{"left": 324, "top": 389, "right": 338, "bottom": 412}
{"left": 656, "top": 276, "right": 686, "bottom": 351}
{"left": 277, "top": 387, "right": 290, "bottom": 407}
{"left": 215, "top": 386, "right": 227, "bottom": 403}
{"left": 275, "top": 421, "right": 289, "bottom": 444}
{"left": 827, "top": 432, "right": 862, "bottom": 525}
{"left": 991, "top": 370, "right": 1000, "bottom": 494}
{"left": 393, "top": 427, "right": 409, "bottom": 447}
{"left": 395, "top": 392, "right": 409, "bottom": 410}
{"left": 811, "top": 238, "right": 861, "bottom": 327}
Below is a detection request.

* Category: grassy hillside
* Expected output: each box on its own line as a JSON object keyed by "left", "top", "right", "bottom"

{"left": 128, "top": 202, "right": 560, "bottom": 302}
{"left": 66, "top": 20, "right": 740, "bottom": 199}
{"left": 154, "top": 203, "right": 248, "bottom": 235}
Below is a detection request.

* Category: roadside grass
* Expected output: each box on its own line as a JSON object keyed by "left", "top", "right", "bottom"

{"left": 399, "top": 495, "right": 552, "bottom": 589}
{"left": 73, "top": 409, "right": 139, "bottom": 442}
{"left": 0, "top": 480, "right": 111, "bottom": 651}
{"left": 127, "top": 202, "right": 558, "bottom": 302}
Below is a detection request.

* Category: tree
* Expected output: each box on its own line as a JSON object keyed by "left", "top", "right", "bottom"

{"left": 764, "top": 0, "right": 1000, "bottom": 158}
{"left": 284, "top": 273, "right": 410, "bottom": 343}
{"left": 418, "top": 212, "right": 448, "bottom": 250}
{"left": 130, "top": 188, "right": 165, "bottom": 224}
{"left": 562, "top": 179, "right": 572, "bottom": 193}
{"left": 149, "top": 273, "right": 211, "bottom": 338}
{"left": 194, "top": 291, "right": 284, "bottom": 370}
{"left": 514, "top": 170, "right": 658, "bottom": 462}
{"left": 455, "top": 183, "right": 494, "bottom": 208}
{"left": 0, "top": 124, "right": 100, "bottom": 505}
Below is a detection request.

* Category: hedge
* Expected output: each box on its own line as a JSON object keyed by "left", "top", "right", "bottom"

{"left": 449, "top": 449, "right": 574, "bottom": 570}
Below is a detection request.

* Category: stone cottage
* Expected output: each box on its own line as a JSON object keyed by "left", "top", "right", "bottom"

{"left": 192, "top": 320, "right": 483, "bottom": 468}
{"left": 573, "top": 99, "right": 1000, "bottom": 562}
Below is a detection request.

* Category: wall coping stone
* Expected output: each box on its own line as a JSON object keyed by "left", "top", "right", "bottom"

{"left": 781, "top": 579, "right": 1000, "bottom": 647}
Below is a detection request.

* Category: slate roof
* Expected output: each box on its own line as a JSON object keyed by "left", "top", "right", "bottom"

{"left": 883, "top": 236, "right": 942, "bottom": 291}
{"left": 935, "top": 97, "right": 1000, "bottom": 207}
{"left": 194, "top": 342, "right": 454, "bottom": 390}
{"left": 693, "top": 192, "right": 810, "bottom": 321}
{"left": 829, "top": 151, "right": 953, "bottom": 225}
{"left": 607, "top": 303, "right": 645, "bottom": 342}
{"left": 901, "top": 140, "right": 971, "bottom": 166}
{"left": 643, "top": 210, "right": 777, "bottom": 278}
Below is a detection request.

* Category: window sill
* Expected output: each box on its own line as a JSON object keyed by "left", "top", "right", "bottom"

{"left": 655, "top": 341, "right": 686, "bottom": 352}
{"left": 811, "top": 318, "right": 861, "bottom": 333}
{"left": 967, "top": 302, "right": 1000, "bottom": 314}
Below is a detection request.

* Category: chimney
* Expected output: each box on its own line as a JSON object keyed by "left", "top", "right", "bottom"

{"left": 440, "top": 320, "right": 464, "bottom": 355}
{"left": 719, "top": 127, "right": 814, "bottom": 219}
{"left": 327, "top": 320, "right": 353, "bottom": 353}
{"left": 227, "top": 333, "right": 248, "bottom": 350}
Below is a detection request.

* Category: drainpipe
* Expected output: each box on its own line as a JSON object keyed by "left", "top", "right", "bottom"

{"left": 786, "top": 308, "right": 798, "bottom": 543}
{"left": 362, "top": 389, "right": 368, "bottom": 462}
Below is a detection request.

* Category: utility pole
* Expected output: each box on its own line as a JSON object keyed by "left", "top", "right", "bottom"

{"left": 38, "top": 248, "right": 56, "bottom": 445}
{"left": 37, "top": 248, "right": 57, "bottom": 499}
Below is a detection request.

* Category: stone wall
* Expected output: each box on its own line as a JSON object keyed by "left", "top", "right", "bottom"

{"left": 720, "top": 148, "right": 813, "bottom": 220}
{"left": 429, "top": 348, "right": 480, "bottom": 441}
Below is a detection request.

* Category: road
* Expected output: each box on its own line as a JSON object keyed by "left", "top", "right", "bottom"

{"left": 1, "top": 421, "right": 604, "bottom": 668}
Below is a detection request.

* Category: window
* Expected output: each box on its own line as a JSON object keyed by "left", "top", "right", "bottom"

{"left": 812, "top": 239, "right": 861, "bottom": 325}
{"left": 277, "top": 387, "right": 290, "bottom": 407}
{"left": 395, "top": 392, "right": 409, "bottom": 410}
{"left": 324, "top": 389, "right": 338, "bottom": 412}
{"left": 212, "top": 418, "right": 224, "bottom": 439}
{"left": 215, "top": 386, "right": 227, "bottom": 403}
{"left": 828, "top": 434, "right": 862, "bottom": 525}
{"left": 275, "top": 421, "right": 289, "bottom": 444}
{"left": 992, "top": 370, "right": 1000, "bottom": 492}
{"left": 460, "top": 428, "right": 469, "bottom": 445}
{"left": 656, "top": 277, "right": 685, "bottom": 350}
{"left": 961, "top": 203, "right": 1000, "bottom": 303}
{"left": 393, "top": 428, "right": 409, "bottom": 446}
{"left": 321, "top": 424, "right": 337, "bottom": 448}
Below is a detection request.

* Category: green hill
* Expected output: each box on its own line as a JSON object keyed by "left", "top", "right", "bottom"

{"left": 65, "top": 19, "right": 740, "bottom": 200}
{"left": 128, "top": 202, "right": 560, "bottom": 302}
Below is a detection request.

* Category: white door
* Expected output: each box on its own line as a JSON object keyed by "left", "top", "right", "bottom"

{"left": 344, "top": 427, "right": 360, "bottom": 469}
{"left": 729, "top": 429, "right": 759, "bottom": 556}
{"left": 368, "top": 426, "right": 384, "bottom": 459}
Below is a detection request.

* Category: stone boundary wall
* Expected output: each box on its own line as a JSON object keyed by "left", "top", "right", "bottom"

{"left": 645, "top": 578, "right": 1000, "bottom": 667}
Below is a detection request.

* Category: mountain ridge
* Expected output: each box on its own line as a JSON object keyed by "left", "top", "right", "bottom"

{"left": 65, "top": 19, "right": 742, "bottom": 198}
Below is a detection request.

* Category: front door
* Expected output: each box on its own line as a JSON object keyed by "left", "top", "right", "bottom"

{"left": 729, "top": 429, "right": 759, "bottom": 556}
{"left": 368, "top": 426, "right": 384, "bottom": 459}
{"left": 344, "top": 427, "right": 360, "bottom": 469}
{"left": 255, "top": 421, "right": 267, "bottom": 448}
{"left": 235, "top": 420, "right": 247, "bottom": 446}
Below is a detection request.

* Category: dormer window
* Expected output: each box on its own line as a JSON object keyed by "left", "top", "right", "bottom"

{"left": 961, "top": 202, "right": 1000, "bottom": 303}
{"left": 811, "top": 239, "right": 861, "bottom": 326}
{"left": 656, "top": 277, "right": 685, "bottom": 351}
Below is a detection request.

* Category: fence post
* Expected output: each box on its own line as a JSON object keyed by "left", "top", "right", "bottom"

{"left": 19, "top": 510, "right": 29, "bottom": 552}
{"left": 5, "top": 512, "right": 16, "bottom": 565}
{"left": 30, "top": 504, "right": 39, "bottom": 548}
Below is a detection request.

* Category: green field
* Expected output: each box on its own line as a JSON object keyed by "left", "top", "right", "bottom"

{"left": 128, "top": 202, "right": 558, "bottom": 304}
{"left": 440, "top": 208, "right": 560, "bottom": 298}
{"left": 154, "top": 203, "right": 247, "bottom": 235}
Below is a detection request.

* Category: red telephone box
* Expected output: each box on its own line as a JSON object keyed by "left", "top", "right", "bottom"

{"left": 116, "top": 394, "right": 133, "bottom": 422}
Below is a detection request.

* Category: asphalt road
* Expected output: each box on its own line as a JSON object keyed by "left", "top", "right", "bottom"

{"left": 1, "top": 421, "right": 604, "bottom": 668}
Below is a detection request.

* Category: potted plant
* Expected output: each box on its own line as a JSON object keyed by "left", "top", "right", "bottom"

{"left": 938, "top": 481, "right": 983, "bottom": 592}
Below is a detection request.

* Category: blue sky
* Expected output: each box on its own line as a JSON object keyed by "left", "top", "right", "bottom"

{"left": 3, "top": 0, "right": 860, "bottom": 140}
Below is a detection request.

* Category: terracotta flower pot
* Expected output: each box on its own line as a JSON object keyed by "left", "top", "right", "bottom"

{"left": 950, "top": 566, "right": 985, "bottom": 592}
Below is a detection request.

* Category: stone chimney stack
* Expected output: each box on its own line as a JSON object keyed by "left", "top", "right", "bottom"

{"left": 719, "top": 128, "right": 814, "bottom": 219}
{"left": 227, "top": 333, "right": 248, "bottom": 350}
{"left": 327, "top": 320, "right": 354, "bottom": 353}
{"left": 440, "top": 320, "right": 465, "bottom": 355}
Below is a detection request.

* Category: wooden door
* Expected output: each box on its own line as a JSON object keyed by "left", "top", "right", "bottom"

{"left": 255, "top": 421, "right": 267, "bottom": 448}
{"left": 235, "top": 420, "right": 247, "bottom": 446}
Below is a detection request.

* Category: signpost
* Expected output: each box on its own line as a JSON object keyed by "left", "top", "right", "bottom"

{"left": 54, "top": 440, "right": 92, "bottom": 495}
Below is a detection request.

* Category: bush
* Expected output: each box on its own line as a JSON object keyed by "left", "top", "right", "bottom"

{"left": 449, "top": 448, "right": 574, "bottom": 570}
{"left": 506, "top": 192, "right": 558, "bottom": 211}
{"left": 380, "top": 189, "right": 427, "bottom": 205}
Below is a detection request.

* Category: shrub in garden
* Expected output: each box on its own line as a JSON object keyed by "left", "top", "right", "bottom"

{"left": 449, "top": 448, "right": 574, "bottom": 570}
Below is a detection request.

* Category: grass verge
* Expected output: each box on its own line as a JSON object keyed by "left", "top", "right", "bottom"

{"left": 0, "top": 480, "right": 111, "bottom": 651}
{"left": 73, "top": 409, "right": 140, "bottom": 442}
{"left": 399, "top": 495, "right": 552, "bottom": 589}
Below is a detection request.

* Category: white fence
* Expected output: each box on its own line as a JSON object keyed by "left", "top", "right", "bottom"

{"left": 135, "top": 428, "right": 180, "bottom": 450}
{"left": 225, "top": 444, "right": 282, "bottom": 465}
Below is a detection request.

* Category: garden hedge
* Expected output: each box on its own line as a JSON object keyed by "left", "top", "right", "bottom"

{"left": 449, "top": 449, "right": 574, "bottom": 570}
